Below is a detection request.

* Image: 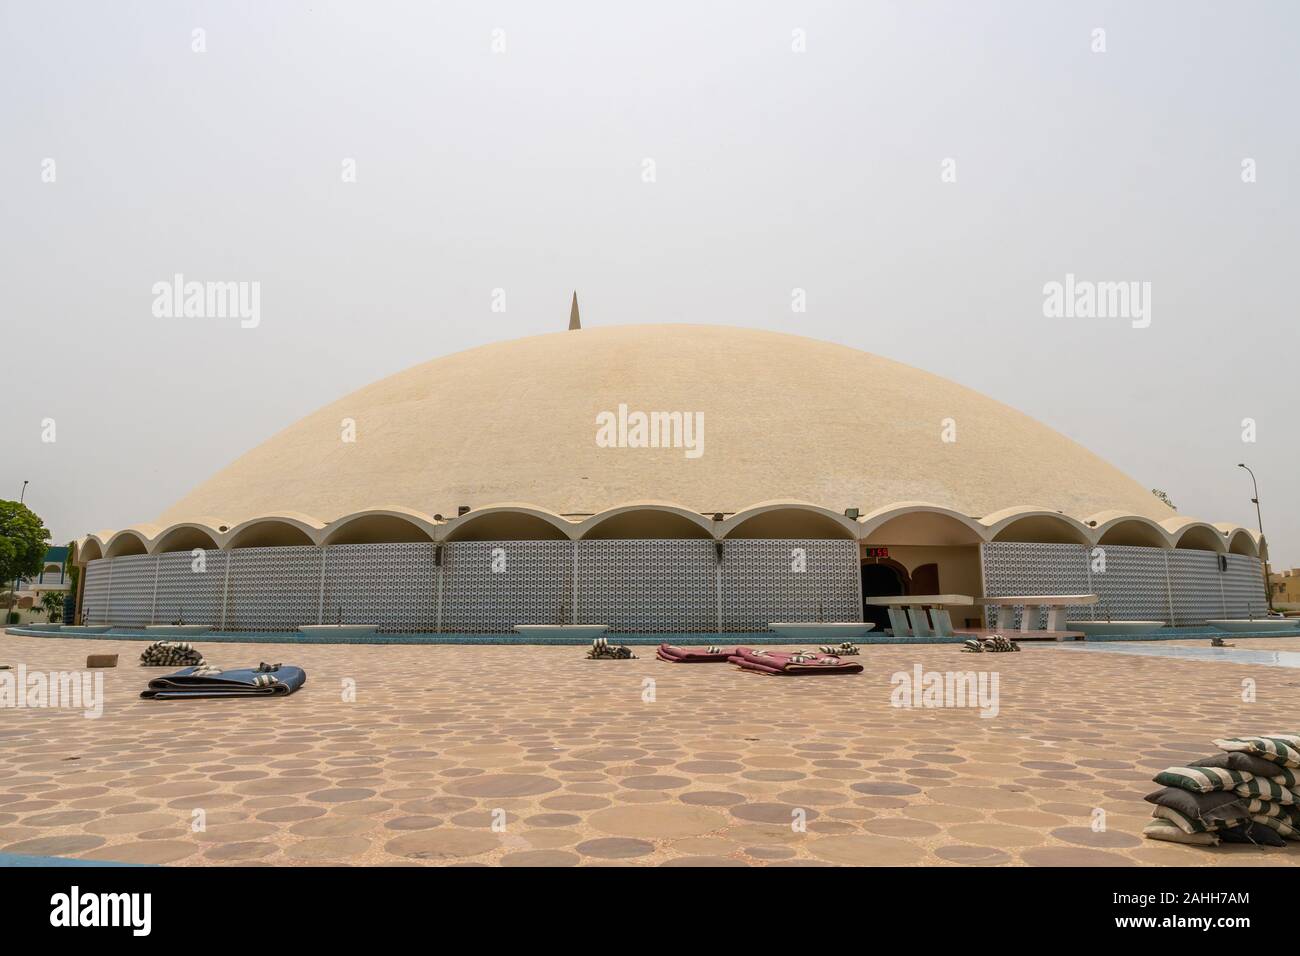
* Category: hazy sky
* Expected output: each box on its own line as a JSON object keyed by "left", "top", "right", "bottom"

{"left": 2, "top": 1, "right": 1296, "bottom": 567}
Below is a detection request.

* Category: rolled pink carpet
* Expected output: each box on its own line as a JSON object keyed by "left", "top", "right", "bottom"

{"left": 729, "top": 648, "right": 863, "bottom": 675}
{"left": 656, "top": 644, "right": 737, "bottom": 663}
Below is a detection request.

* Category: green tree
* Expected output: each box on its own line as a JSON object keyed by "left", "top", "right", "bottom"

{"left": 65, "top": 540, "right": 79, "bottom": 594}
{"left": 40, "top": 590, "right": 64, "bottom": 622}
{"left": 0, "top": 500, "right": 50, "bottom": 590}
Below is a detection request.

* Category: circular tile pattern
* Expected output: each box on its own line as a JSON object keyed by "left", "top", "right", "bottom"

{"left": 501, "top": 850, "right": 580, "bottom": 867}
{"left": 730, "top": 803, "right": 820, "bottom": 825}
{"left": 589, "top": 805, "right": 727, "bottom": 839}
{"left": 444, "top": 774, "right": 560, "bottom": 798}
{"left": 385, "top": 830, "right": 500, "bottom": 860}
{"left": 4, "top": 633, "right": 1299, "bottom": 869}
{"left": 575, "top": 838, "right": 655, "bottom": 859}
{"left": 935, "top": 845, "right": 1012, "bottom": 865}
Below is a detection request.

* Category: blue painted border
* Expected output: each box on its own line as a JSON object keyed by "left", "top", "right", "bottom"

{"left": 2, "top": 626, "right": 972, "bottom": 646}
{"left": 6, "top": 625, "right": 1296, "bottom": 646}
{"left": 0, "top": 852, "right": 146, "bottom": 867}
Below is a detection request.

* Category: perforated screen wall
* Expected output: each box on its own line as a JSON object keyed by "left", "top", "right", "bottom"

{"left": 81, "top": 539, "right": 1259, "bottom": 632}
{"left": 720, "top": 539, "right": 862, "bottom": 632}
{"left": 980, "top": 542, "right": 1266, "bottom": 625}
{"left": 441, "top": 540, "right": 572, "bottom": 633}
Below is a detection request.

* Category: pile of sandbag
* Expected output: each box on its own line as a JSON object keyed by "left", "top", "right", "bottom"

{"left": 1143, "top": 734, "right": 1300, "bottom": 847}
{"left": 586, "top": 638, "right": 637, "bottom": 660}
{"left": 962, "top": 635, "right": 1020, "bottom": 653}
{"left": 819, "top": 643, "right": 861, "bottom": 656}
{"left": 139, "top": 641, "right": 207, "bottom": 667}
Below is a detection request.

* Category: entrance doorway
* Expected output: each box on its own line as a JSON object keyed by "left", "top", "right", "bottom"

{"left": 911, "top": 562, "right": 940, "bottom": 594}
{"left": 861, "top": 561, "right": 908, "bottom": 632}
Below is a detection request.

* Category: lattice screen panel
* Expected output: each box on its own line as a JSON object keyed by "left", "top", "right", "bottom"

{"left": 78, "top": 539, "right": 1271, "bottom": 635}
{"left": 154, "top": 550, "right": 229, "bottom": 627}
{"left": 440, "top": 540, "right": 571, "bottom": 633}
{"left": 577, "top": 539, "right": 716, "bottom": 633}
{"left": 980, "top": 542, "right": 1090, "bottom": 628}
{"left": 82, "top": 558, "right": 112, "bottom": 625}
{"left": 1167, "top": 550, "right": 1226, "bottom": 625}
{"left": 103, "top": 554, "right": 156, "bottom": 627}
{"left": 1087, "top": 545, "right": 1172, "bottom": 623}
{"left": 980, "top": 542, "right": 1251, "bottom": 626}
{"left": 720, "top": 539, "right": 861, "bottom": 632}
{"left": 322, "top": 543, "right": 438, "bottom": 632}
{"left": 1222, "top": 554, "right": 1267, "bottom": 619}
{"left": 223, "top": 546, "right": 323, "bottom": 631}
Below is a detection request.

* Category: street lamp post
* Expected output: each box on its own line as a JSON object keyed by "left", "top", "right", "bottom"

{"left": 1237, "top": 463, "right": 1273, "bottom": 613}
{"left": 10, "top": 482, "right": 31, "bottom": 619}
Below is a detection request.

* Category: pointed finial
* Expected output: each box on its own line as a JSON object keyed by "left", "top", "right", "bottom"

{"left": 568, "top": 291, "right": 581, "bottom": 331}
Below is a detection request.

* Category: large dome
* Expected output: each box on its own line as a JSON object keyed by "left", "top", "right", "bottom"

{"left": 155, "top": 325, "right": 1169, "bottom": 528}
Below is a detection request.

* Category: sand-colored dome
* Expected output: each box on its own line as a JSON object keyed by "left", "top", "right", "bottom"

{"left": 155, "top": 325, "right": 1172, "bottom": 528}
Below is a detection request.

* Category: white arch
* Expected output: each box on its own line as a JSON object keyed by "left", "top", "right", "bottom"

{"left": 720, "top": 501, "right": 858, "bottom": 540}
{"left": 1162, "top": 517, "right": 1228, "bottom": 554}
{"left": 1091, "top": 514, "right": 1172, "bottom": 549}
{"left": 76, "top": 534, "right": 107, "bottom": 565}
{"left": 103, "top": 527, "right": 156, "bottom": 559}
{"left": 151, "top": 522, "right": 224, "bottom": 554}
{"left": 578, "top": 501, "right": 716, "bottom": 540}
{"left": 1225, "top": 527, "right": 1261, "bottom": 558}
{"left": 321, "top": 507, "right": 441, "bottom": 545}
{"left": 859, "top": 502, "right": 988, "bottom": 545}
{"left": 442, "top": 503, "right": 576, "bottom": 541}
{"left": 223, "top": 513, "right": 326, "bottom": 549}
{"left": 981, "top": 506, "right": 1092, "bottom": 545}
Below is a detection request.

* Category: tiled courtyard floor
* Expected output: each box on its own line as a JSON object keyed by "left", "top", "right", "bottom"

{"left": 2, "top": 631, "right": 1299, "bottom": 867}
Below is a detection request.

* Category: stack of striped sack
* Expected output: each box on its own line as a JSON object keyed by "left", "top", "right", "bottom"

{"left": 1143, "top": 734, "right": 1300, "bottom": 847}
{"left": 139, "top": 641, "right": 206, "bottom": 667}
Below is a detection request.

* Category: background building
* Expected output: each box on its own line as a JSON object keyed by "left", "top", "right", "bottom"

{"left": 7, "top": 545, "right": 71, "bottom": 624}
{"left": 1271, "top": 568, "right": 1300, "bottom": 612}
{"left": 73, "top": 326, "right": 1267, "bottom": 632}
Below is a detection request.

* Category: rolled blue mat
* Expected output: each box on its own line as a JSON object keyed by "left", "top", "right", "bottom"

{"left": 140, "top": 665, "right": 306, "bottom": 699}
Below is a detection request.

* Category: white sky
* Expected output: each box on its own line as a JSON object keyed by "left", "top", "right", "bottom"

{"left": 1, "top": 0, "right": 1296, "bottom": 567}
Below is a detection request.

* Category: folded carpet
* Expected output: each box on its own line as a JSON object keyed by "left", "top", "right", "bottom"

{"left": 141, "top": 664, "right": 306, "bottom": 700}
{"left": 656, "top": 644, "right": 736, "bottom": 663}
{"left": 729, "top": 647, "right": 863, "bottom": 675}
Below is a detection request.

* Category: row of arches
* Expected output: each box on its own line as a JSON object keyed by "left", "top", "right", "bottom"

{"left": 76, "top": 501, "right": 1262, "bottom": 563}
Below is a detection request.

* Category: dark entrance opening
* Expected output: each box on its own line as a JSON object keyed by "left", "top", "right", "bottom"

{"left": 861, "top": 562, "right": 908, "bottom": 632}
{"left": 911, "top": 562, "right": 940, "bottom": 595}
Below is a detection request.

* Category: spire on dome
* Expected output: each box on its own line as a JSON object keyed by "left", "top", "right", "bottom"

{"left": 568, "top": 291, "right": 581, "bottom": 330}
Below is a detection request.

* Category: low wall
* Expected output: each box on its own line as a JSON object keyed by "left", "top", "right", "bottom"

{"left": 981, "top": 542, "right": 1267, "bottom": 625}
{"left": 80, "top": 540, "right": 1267, "bottom": 633}
{"left": 80, "top": 538, "right": 862, "bottom": 634}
